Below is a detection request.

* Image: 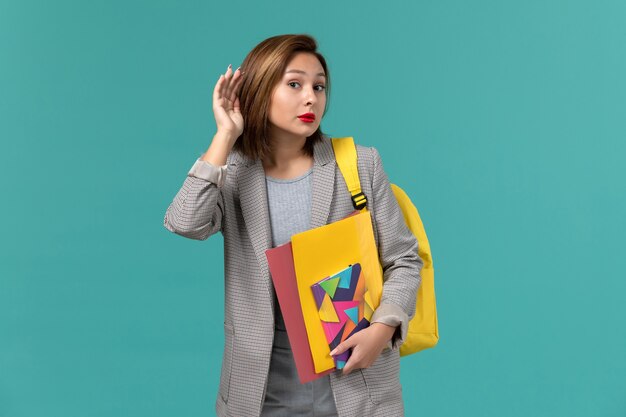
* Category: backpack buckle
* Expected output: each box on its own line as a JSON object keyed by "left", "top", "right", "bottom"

{"left": 351, "top": 192, "right": 367, "bottom": 210}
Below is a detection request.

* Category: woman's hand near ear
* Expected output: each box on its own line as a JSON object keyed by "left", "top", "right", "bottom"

{"left": 202, "top": 64, "right": 244, "bottom": 166}
{"left": 213, "top": 64, "right": 244, "bottom": 140}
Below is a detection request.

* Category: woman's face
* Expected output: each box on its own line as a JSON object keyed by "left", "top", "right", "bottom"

{"left": 267, "top": 52, "right": 327, "bottom": 143}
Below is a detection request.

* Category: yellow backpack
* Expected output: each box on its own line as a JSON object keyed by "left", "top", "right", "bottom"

{"left": 331, "top": 137, "right": 439, "bottom": 356}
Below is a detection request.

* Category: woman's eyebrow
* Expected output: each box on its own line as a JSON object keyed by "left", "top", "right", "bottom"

{"left": 285, "top": 69, "right": 326, "bottom": 78}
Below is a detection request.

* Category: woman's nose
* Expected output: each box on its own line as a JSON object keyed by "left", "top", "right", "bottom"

{"left": 305, "top": 85, "right": 318, "bottom": 104}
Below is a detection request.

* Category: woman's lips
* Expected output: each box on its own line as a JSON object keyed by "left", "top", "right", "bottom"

{"left": 298, "top": 113, "right": 315, "bottom": 123}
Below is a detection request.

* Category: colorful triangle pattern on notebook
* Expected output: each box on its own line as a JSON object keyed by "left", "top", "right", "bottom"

{"left": 311, "top": 263, "right": 370, "bottom": 369}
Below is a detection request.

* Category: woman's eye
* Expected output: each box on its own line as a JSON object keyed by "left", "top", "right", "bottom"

{"left": 288, "top": 81, "right": 325, "bottom": 91}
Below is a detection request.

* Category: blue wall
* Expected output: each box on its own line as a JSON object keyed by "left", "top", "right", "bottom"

{"left": 1, "top": 0, "right": 624, "bottom": 416}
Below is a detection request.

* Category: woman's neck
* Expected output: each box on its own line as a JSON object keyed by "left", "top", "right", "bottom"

{"left": 262, "top": 134, "right": 313, "bottom": 179}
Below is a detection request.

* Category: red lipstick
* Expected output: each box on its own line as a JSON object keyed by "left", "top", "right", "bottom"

{"left": 297, "top": 112, "right": 316, "bottom": 123}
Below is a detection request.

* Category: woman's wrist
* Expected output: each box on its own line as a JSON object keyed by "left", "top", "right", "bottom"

{"left": 201, "top": 132, "right": 237, "bottom": 165}
{"left": 214, "top": 130, "right": 239, "bottom": 144}
{"left": 370, "top": 322, "right": 397, "bottom": 342}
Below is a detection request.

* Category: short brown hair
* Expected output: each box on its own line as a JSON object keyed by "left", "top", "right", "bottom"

{"left": 234, "top": 34, "right": 331, "bottom": 161}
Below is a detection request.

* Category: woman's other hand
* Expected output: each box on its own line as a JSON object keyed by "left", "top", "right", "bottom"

{"left": 329, "top": 322, "right": 397, "bottom": 375}
{"left": 213, "top": 64, "right": 244, "bottom": 140}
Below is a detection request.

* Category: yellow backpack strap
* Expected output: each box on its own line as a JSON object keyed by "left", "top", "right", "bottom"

{"left": 331, "top": 137, "right": 367, "bottom": 210}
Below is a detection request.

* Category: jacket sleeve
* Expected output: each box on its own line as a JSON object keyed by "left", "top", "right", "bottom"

{"left": 163, "top": 159, "right": 227, "bottom": 241}
{"left": 367, "top": 147, "right": 423, "bottom": 348}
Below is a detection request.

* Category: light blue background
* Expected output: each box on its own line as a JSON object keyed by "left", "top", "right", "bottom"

{"left": 1, "top": 1, "right": 625, "bottom": 416}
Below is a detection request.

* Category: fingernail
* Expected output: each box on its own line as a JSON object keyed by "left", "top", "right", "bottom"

{"left": 228, "top": 64, "right": 232, "bottom": 70}
{"left": 330, "top": 349, "right": 336, "bottom": 356}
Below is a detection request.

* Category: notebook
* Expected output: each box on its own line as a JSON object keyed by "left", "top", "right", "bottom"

{"left": 311, "top": 263, "right": 374, "bottom": 369}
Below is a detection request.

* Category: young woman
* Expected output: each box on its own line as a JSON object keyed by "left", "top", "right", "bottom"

{"left": 164, "top": 34, "right": 422, "bottom": 417}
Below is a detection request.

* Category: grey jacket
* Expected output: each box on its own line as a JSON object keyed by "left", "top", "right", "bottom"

{"left": 163, "top": 136, "right": 422, "bottom": 417}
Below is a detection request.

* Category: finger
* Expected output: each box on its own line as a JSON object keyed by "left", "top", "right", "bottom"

{"left": 219, "top": 64, "right": 232, "bottom": 100}
{"left": 329, "top": 344, "right": 342, "bottom": 356}
{"left": 223, "top": 64, "right": 234, "bottom": 89}
{"left": 342, "top": 355, "right": 358, "bottom": 375}
{"left": 330, "top": 331, "right": 363, "bottom": 356}
{"left": 213, "top": 74, "right": 224, "bottom": 102}
{"left": 225, "top": 67, "right": 241, "bottom": 102}
{"left": 330, "top": 338, "right": 353, "bottom": 356}
{"left": 231, "top": 68, "right": 243, "bottom": 100}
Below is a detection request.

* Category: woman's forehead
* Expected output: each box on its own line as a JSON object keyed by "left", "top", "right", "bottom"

{"left": 284, "top": 68, "right": 326, "bottom": 78}
{"left": 284, "top": 53, "right": 325, "bottom": 77}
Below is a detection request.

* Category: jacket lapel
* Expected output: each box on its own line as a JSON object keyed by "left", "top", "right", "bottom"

{"left": 310, "top": 137, "right": 336, "bottom": 229}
